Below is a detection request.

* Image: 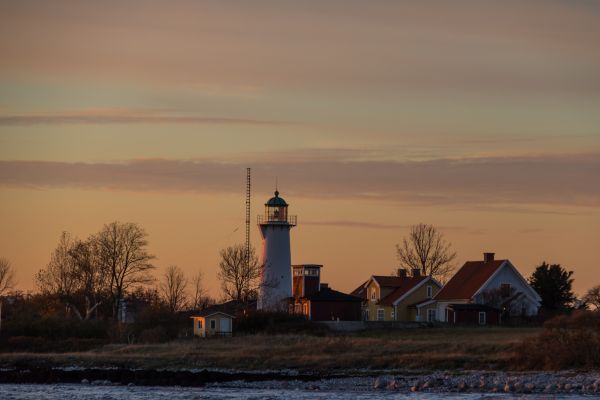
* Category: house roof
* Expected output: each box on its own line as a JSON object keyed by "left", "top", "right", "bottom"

{"left": 350, "top": 280, "right": 368, "bottom": 299}
{"left": 377, "top": 276, "right": 428, "bottom": 306}
{"left": 192, "top": 310, "right": 235, "bottom": 318}
{"left": 306, "top": 287, "right": 363, "bottom": 302}
{"left": 435, "top": 260, "right": 506, "bottom": 300}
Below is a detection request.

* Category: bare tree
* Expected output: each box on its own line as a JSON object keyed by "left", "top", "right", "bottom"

{"left": 396, "top": 223, "right": 457, "bottom": 281}
{"left": 36, "top": 232, "right": 108, "bottom": 320}
{"left": 0, "top": 257, "right": 16, "bottom": 296}
{"left": 95, "top": 221, "right": 155, "bottom": 319}
{"left": 36, "top": 232, "right": 79, "bottom": 308}
{"left": 160, "top": 265, "right": 188, "bottom": 312}
{"left": 584, "top": 285, "right": 600, "bottom": 311}
{"left": 190, "top": 271, "right": 207, "bottom": 310}
{"left": 217, "top": 244, "right": 259, "bottom": 302}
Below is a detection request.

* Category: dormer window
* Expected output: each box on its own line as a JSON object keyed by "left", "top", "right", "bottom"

{"left": 370, "top": 288, "right": 377, "bottom": 301}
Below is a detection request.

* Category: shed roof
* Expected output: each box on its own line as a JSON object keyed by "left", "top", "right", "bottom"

{"left": 306, "top": 287, "right": 362, "bottom": 302}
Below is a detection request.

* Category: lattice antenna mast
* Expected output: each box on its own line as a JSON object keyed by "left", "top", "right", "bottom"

{"left": 245, "top": 168, "right": 251, "bottom": 271}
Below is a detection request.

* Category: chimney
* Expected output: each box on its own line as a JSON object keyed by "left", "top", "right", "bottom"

{"left": 483, "top": 252, "right": 495, "bottom": 263}
{"left": 319, "top": 283, "right": 329, "bottom": 290}
{"left": 397, "top": 268, "right": 407, "bottom": 278}
{"left": 411, "top": 268, "right": 421, "bottom": 277}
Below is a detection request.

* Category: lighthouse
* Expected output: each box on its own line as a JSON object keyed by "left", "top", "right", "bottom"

{"left": 257, "top": 190, "right": 297, "bottom": 310}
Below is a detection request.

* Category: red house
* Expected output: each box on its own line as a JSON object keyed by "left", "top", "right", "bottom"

{"left": 290, "top": 264, "right": 362, "bottom": 321}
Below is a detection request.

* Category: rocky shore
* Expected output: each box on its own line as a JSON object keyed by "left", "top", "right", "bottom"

{"left": 0, "top": 367, "right": 599, "bottom": 395}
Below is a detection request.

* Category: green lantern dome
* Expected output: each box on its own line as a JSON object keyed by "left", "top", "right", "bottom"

{"left": 265, "top": 190, "right": 288, "bottom": 207}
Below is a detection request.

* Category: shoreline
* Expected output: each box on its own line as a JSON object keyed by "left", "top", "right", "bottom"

{"left": 0, "top": 366, "right": 598, "bottom": 395}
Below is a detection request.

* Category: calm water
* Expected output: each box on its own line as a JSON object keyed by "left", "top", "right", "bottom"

{"left": 0, "top": 384, "right": 591, "bottom": 400}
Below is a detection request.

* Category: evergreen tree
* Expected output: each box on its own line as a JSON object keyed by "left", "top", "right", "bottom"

{"left": 529, "top": 262, "right": 575, "bottom": 312}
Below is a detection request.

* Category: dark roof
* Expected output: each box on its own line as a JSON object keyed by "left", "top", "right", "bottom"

{"left": 350, "top": 280, "right": 368, "bottom": 299}
{"left": 448, "top": 303, "right": 499, "bottom": 312}
{"left": 377, "top": 276, "right": 428, "bottom": 306}
{"left": 306, "top": 287, "right": 363, "bottom": 302}
{"left": 192, "top": 299, "right": 256, "bottom": 318}
{"left": 435, "top": 260, "right": 506, "bottom": 300}
{"left": 265, "top": 190, "right": 288, "bottom": 206}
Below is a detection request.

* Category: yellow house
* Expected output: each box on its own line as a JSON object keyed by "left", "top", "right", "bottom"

{"left": 351, "top": 270, "right": 442, "bottom": 321}
{"left": 191, "top": 310, "right": 235, "bottom": 337}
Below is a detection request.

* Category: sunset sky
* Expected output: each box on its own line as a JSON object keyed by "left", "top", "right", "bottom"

{"left": 1, "top": 1, "right": 599, "bottom": 298}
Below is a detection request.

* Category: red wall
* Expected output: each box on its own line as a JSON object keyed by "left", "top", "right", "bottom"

{"left": 309, "top": 301, "right": 362, "bottom": 321}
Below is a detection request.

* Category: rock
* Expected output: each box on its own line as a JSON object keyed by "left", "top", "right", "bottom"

{"left": 80, "top": 379, "right": 89, "bottom": 384}
{"left": 386, "top": 380, "right": 398, "bottom": 390}
{"left": 457, "top": 380, "right": 468, "bottom": 392}
{"left": 410, "top": 385, "right": 418, "bottom": 392}
{"left": 525, "top": 383, "right": 535, "bottom": 392}
{"left": 373, "top": 376, "right": 388, "bottom": 389}
{"left": 564, "top": 383, "right": 572, "bottom": 391}
{"left": 504, "top": 383, "right": 513, "bottom": 393}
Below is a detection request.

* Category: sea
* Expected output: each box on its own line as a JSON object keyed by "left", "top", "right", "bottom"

{"left": 0, "top": 384, "right": 592, "bottom": 399}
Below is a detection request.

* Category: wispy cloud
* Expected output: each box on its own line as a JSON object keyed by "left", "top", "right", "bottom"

{"left": 0, "top": 152, "right": 598, "bottom": 207}
{"left": 303, "top": 220, "right": 410, "bottom": 230}
{"left": 0, "top": 108, "right": 292, "bottom": 126}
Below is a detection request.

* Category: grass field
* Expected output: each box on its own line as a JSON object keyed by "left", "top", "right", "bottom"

{"left": 0, "top": 327, "right": 541, "bottom": 373}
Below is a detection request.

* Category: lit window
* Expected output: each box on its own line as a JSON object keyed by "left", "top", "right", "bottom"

{"left": 426, "top": 286, "right": 433, "bottom": 298}
{"left": 377, "top": 309, "right": 384, "bottom": 321}
{"left": 371, "top": 288, "right": 376, "bottom": 301}
{"left": 479, "top": 312, "right": 486, "bottom": 325}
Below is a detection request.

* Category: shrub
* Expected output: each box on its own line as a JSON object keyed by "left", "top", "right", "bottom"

{"left": 235, "top": 312, "right": 329, "bottom": 335}
{"left": 514, "top": 311, "right": 600, "bottom": 370}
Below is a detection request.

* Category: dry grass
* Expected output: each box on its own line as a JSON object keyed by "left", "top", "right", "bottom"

{"left": 0, "top": 327, "right": 541, "bottom": 373}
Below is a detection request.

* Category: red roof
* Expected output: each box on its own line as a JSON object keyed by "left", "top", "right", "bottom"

{"left": 376, "top": 276, "right": 428, "bottom": 306}
{"left": 435, "top": 260, "right": 506, "bottom": 300}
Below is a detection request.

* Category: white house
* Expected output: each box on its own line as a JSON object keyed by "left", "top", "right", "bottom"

{"left": 416, "top": 252, "right": 541, "bottom": 324}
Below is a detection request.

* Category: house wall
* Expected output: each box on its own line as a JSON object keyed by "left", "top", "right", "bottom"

{"left": 395, "top": 281, "right": 441, "bottom": 321}
{"left": 192, "top": 317, "right": 205, "bottom": 337}
{"left": 472, "top": 263, "right": 540, "bottom": 316}
{"left": 417, "top": 303, "right": 438, "bottom": 322}
{"left": 435, "top": 300, "right": 468, "bottom": 322}
{"left": 310, "top": 300, "right": 362, "bottom": 321}
{"left": 193, "top": 314, "right": 233, "bottom": 337}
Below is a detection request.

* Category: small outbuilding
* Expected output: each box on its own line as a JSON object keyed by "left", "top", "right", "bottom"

{"left": 191, "top": 309, "right": 235, "bottom": 337}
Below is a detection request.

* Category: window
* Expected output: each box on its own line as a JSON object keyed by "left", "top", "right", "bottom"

{"left": 478, "top": 311, "right": 486, "bottom": 325}
{"left": 377, "top": 309, "right": 385, "bottom": 321}
{"left": 391, "top": 310, "right": 395, "bottom": 320}
{"left": 426, "top": 285, "right": 433, "bottom": 298}
{"left": 364, "top": 309, "right": 369, "bottom": 321}
{"left": 427, "top": 309, "right": 436, "bottom": 322}
{"left": 210, "top": 319, "right": 216, "bottom": 329}
{"left": 370, "top": 288, "right": 376, "bottom": 301}
{"left": 305, "top": 269, "right": 319, "bottom": 276}
{"left": 294, "top": 269, "right": 303, "bottom": 276}
{"left": 197, "top": 319, "right": 203, "bottom": 329}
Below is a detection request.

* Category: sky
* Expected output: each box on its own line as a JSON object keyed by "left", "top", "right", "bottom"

{"left": 0, "top": 0, "right": 599, "bottom": 298}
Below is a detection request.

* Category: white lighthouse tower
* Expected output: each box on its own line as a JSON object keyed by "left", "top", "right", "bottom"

{"left": 257, "top": 190, "right": 297, "bottom": 311}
